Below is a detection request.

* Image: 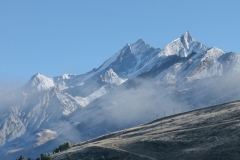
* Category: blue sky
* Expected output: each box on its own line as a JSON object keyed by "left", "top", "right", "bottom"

{"left": 0, "top": 0, "right": 239, "bottom": 88}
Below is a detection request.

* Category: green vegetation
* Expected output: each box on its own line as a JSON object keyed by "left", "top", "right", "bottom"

{"left": 17, "top": 155, "right": 25, "bottom": 160}
{"left": 16, "top": 142, "right": 72, "bottom": 160}
{"left": 40, "top": 153, "right": 52, "bottom": 160}
{"left": 53, "top": 142, "right": 72, "bottom": 153}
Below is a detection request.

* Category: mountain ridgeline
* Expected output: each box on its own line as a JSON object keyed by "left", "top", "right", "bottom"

{"left": 0, "top": 32, "right": 240, "bottom": 159}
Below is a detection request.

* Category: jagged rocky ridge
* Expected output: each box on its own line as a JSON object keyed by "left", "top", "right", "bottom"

{"left": 0, "top": 32, "right": 240, "bottom": 159}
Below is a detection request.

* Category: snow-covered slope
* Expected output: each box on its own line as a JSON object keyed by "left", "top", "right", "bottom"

{"left": 23, "top": 73, "right": 55, "bottom": 92}
{"left": 1, "top": 32, "right": 240, "bottom": 159}
{"left": 100, "top": 68, "right": 127, "bottom": 85}
{"left": 159, "top": 31, "right": 207, "bottom": 57}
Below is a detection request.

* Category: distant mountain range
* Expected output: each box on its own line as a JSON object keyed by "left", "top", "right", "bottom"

{"left": 1, "top": 32, "right": 240, "bottom": 159}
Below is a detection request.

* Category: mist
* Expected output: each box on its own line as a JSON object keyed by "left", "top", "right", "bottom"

{"left": 69, "top": 77, "right": 188, "bottom": 138}
{"left": 70, "top": 71, "right": 240, "bottom": 139}
{"left": 106, "top": 84, "right": 184, "bottom": 125}
{"left": 0, "top": 78, "right": 25, "bottom": 94}
{"left": 1, "top": 64, "right": 240, "bottom": 159}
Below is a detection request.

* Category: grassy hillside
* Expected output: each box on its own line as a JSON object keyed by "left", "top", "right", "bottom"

{"left": 49, "top": 100, "right": 240, "bottom": 159}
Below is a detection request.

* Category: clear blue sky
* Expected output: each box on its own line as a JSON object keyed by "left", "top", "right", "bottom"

{"left": 0, "top": 0, "right": 239, "bottom": 89}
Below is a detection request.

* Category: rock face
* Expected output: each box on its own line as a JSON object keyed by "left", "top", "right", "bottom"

{"left": 1, "top": 32, "right": 240, "bottom": 159}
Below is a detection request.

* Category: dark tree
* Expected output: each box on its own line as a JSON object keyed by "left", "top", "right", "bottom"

{"left": 53, "top": 142, "right": 72, "bottom": 153}
{"left": 18, "top": 155, "right": 25, "bottom": 160}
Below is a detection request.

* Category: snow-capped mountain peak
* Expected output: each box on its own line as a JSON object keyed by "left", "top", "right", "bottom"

{"left": 61, "top": 74, "right": 71, "bottom": 79}
{"left": 33, "top": 73, "right": 44, "bottom": 78}
{"left": 180, "top": 31, "right": 195, "bottom": 49}
{"left": 129, "top": 39, "right": 151, "bottom": 55}
{"left": 24, "top": 73, "right": 54, "bottom": 92}
{"left": 79, "top": 39, "right": 160, "bottom": 79}
{"left": 2, "top": 32, "right": 240, "bottom": 159}
{"left": 100, "top": 68, "right": 126, "bottom": 85}
{"left": 202, "top": 47, "right": 224, "bottom": 60}
{"left": 158, "top": 31, "right": 207, "bottom": 58}
{"left": 130, "top": 39, "right": 145, "bottom": 49}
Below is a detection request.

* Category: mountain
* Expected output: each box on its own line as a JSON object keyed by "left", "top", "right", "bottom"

{"left": 1, "top": 32, "right": 240, "bottom": 159}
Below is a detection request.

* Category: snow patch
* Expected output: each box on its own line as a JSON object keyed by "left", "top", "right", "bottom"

{"left": 35, "top": 129, "right": 57, "bottom": 146}
{"left": 100, "top": 69, "right": 127, "bottom": 85}
{"left": 28, "top": 73, "right": 54, "bottom": 91}
{"left": 5, "top": 148, "right": 23, "bottom": 155}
